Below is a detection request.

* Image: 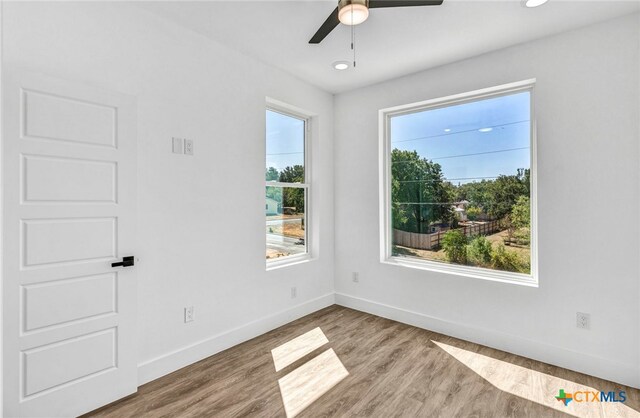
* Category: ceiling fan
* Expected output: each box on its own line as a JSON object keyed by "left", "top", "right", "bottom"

{"left": 309, "top": 0, "right": 444, "bottom": 44}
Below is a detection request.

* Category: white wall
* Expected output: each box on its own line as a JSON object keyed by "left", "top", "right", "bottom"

{"left": 333, "top": 13, "right": 640, "bottom": 387}
{"left": 2, "top": 1, "right": 335, "bottom": 383}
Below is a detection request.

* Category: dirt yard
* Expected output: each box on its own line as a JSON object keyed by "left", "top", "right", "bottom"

{"left": 266, "top": 248, "right": 288, "bottom": 259}
{"left": 267, "top": 222, "right": 304, "bottom": 239}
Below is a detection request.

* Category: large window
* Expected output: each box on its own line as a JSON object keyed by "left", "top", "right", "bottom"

{"left": 381, "top": 80, "right": 537, "bottom": 285}
{"left": 266, "top": 107, "right": 309, "bottom": 264}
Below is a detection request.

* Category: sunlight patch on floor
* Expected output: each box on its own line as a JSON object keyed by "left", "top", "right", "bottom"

{"left": 277, "top": 348, "right": 349, "bottom": 418}
{"left": 271, "top": 327, "right": 329, "bottom": 372}
{"left": 433, "top": 340, "right": 639, "bottom": 418}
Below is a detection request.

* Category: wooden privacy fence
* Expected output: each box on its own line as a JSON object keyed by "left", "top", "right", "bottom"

{"left": 393, "top": 219, "right": 503, "bottom": 250}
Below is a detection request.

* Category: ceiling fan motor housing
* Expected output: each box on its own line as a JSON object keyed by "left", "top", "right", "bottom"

{"left": 339, "top": 0, "right": 369, "bottom": 9}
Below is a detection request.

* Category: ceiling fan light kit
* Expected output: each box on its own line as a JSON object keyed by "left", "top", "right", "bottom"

{"left": 309, "top": 0, "right": 444, "bottom": 44}
{"left": 338, "top": 0, "right": 370, "bottom": 25}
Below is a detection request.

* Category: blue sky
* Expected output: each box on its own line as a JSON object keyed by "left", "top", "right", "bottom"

{"left": 391, "top": 91, "right": 531, "bottom": 184}
{"left": 266, "top": 110, "right": 305, "bottom": 172}
{"left": 266, "top": 92, "right": 531, "bottom": 183}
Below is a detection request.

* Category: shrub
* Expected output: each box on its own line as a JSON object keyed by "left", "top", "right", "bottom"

{"left": 466, "top": 206, "right": 482, "bottom": 221}
{"left": 442, "top": 230, "right": 468, "bottom": 264}
{"left": 514, "top": 228, "right": 530, "bottom": 246}
{"left": 491, "top": 244, "right": 527, "bottom": 273}
{"left": 467, "top": 236, "right": 493, "bottom": 266}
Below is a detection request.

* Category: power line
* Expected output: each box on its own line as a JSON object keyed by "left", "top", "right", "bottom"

{"left": 397, "top": 176, "right": 501, "bottom": 183}
{"left": 393, "top": 147, "right": 529, "bottom": 164}
{"left": 395, "top": 202, "right": 457, "bottom": 205}
{"left": 391, "top": 119, "right": 530, "bottom": 144}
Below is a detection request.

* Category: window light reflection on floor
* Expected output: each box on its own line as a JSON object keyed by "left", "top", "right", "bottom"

{"left": 277, "top": 348, "right": 349, "bottom": 418}
{"left": 433, "top": 340, "right": 638, "bottom": 418}
{"left": 271, "top": 327, "right": 329, "bottom": 372}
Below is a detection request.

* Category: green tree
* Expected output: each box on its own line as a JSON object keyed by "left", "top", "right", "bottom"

{"left": 466, "top": 206, "right": 482, "bottom": 221}
{"left": 266, "top": 186, "right": 282, "bottom": 207}
{"left": 485, "top": 174, "right": 528, "bottom": 219}
{"left": 279, "top": 165, "right": 304, "bottom": 183}
{"left": 278, "top": 165, "right": 305, "bottom": 214}
{"left": 265, "top": 167, "right": 280, "bottom": 181}
{"left": 455, "top": 180, "right": 491, "bottom": 211}
{"left": 442, "top": 230, "right": 468, "bottom": 264}
{"left": 391, "top": 149, "right": 453, "bottom": 233}
{"left": 454, "top": 169, "right": 529, "bottom": 220}
{"left": 511, "top": 196, "right": 530, "bottom": 229}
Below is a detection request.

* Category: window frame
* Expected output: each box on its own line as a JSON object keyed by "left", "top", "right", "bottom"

{"left": 265, "top": 101, "right": 312, "bottom": 270}
{"left": 379, "top": 79, "right": 538, "bottom": 286}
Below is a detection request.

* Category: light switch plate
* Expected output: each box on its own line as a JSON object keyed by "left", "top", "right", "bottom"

{"left": 172, "top": 137, "right": 183, "bottom": 154}
{"left": 184, "top": 139, "right": 194, "bottom": 156}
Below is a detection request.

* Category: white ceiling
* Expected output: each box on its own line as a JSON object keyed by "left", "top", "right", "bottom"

{"left": 138, "top": 0, "right": 640, "bottom": 93}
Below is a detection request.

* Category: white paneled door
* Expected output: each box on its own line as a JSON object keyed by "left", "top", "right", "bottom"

{"left": 2, "top": 71, "right": 138, "bottom": 417}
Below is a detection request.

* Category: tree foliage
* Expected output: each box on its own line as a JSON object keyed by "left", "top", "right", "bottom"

{"left": 491, "top": 244, "right": 528, "bottom": 273}
{"left": 511, "top": 196, "right": 530, "bottom": 229}
{"left": 391, "top": 150, "right": 453, "bottom": 233}
{"left": 278, "top": 165, "right": 304, "bottom": 183}
{"left": 265, "top": 167, "right": 280, "bottom": 181}
{"left": 467, "top": 236, "right": 493, "bottom": 266}
{"left": 442, "top": 230, "right": 468, "bottom": 264}
{"left": 454, "top": 169, "right": 529, "bottom": 220}
{"left": 277, "top": 165, "right": 305, "bottom": 214}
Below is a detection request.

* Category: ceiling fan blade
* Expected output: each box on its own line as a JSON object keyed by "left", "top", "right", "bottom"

{"left": 369, "top": 0, "right": 443, "bottom": 8}
{"left": 309, "top": 7, "right": 340, "bottom": 44}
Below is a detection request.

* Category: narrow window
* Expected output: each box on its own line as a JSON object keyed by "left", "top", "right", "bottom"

{"left": 381, "top": 81, "right": 537, "bottom": 285}
{"left": 266, "top": 108, "right": 309, "bottom": 264}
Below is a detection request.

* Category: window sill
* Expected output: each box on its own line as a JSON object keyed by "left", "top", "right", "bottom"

{"left": 266, "top": 254, "right": 313, "bottom": 271}
{"left": 382, "top": 256, "right": 538, "bottom": 287}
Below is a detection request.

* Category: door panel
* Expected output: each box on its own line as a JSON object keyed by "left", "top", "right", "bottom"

{"left": 23, "top": 273, "right": 116, "bottom": 332}
{"left": 3, "top": 71, "right": 137, "bottom": 417}
{"left": 23, "top": 89, "right": 117, "bottom": 147}
{"left": 22, "top": 155, "right": 117, "bottom": 203}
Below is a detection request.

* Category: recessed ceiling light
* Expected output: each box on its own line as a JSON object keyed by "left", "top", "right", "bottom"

{"left": 444, "top": 128, "right": 451, "bottom": 132}
{"left": 479, "top": 127, "right": 493, "bottom": 133}
{"left": 332, "top": 61, "right": 350, "bottom": 70}
{"left": 523, "top": 0, "right": 549, "bottom": 8}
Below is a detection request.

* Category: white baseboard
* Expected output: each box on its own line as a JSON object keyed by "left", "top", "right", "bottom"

{"left": 137, "top": 293, "right": 335, "bottom": 385}
{"left": 137, "top": 291, "right": 638, "bottom": 389}
{"left": 335, "top": 292, "right": 639, "bottom": 389}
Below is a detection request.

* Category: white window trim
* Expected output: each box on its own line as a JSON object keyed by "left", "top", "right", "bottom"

{"left": 265, "top": 99, "right": 313, "bottom": 270}
{"left": 379, "top": 79, "right": 538, "bottom": 286}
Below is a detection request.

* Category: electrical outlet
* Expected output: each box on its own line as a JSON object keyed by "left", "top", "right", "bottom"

{"left": 291, "top": 287, "right": 297, "bottom": 299}
{"left": 352, "top": 272, "right": 359, "bottom": 283}
{"left": 184, "top": 306, "right": 194, "bottom": 323}
{"left": 172, "top": 137, "right": 183, "bottom": 154}
{"left": 184, "top": 139, "right": 194, "bottom": 155}
{"left": 576, "top": 312, "right": 590, "bottom": 329}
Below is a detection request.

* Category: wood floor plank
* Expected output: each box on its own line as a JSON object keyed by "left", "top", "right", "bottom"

{"left": 84, "top": 306, "right": 640, "bottom": 418}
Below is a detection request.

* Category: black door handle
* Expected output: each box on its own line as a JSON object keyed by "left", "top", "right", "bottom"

{"left": 112, "top": 256, "right": 135, "bottom": 268}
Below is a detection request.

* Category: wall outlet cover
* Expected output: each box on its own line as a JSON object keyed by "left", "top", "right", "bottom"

{"left": 184, "top": 306, "right": 195, "bottom": 323}
{"left": 184, "top": 139, "right": 194, "bottom": 155}
{"left": 576, "top": 312, "right": 590, "bottom": 329}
